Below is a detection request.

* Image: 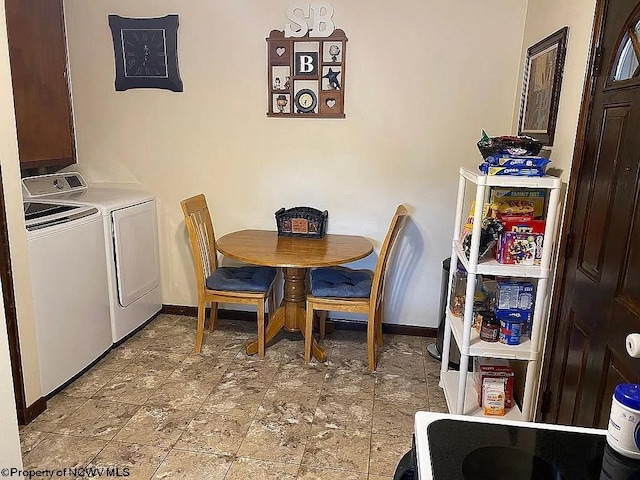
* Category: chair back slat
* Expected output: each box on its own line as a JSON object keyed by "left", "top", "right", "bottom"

{"left": 180, "top": 195, "right": 218, "bottom": 289}
{"left": 370, "top": 205, "right": 408, "bottom": 308}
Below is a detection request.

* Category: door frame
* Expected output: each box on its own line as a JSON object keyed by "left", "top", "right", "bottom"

{"left": 0, "top": 166, "right": 28, "bottom": 424}
{"left": 537, "top": 0, "right": 607, "bottom": 421}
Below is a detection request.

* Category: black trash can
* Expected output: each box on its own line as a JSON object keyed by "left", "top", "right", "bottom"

{"left": 393, "top": 436, "right": 417, "bottom": 480}
{"left": 426, "top": 257, "right": 461, "bottom": 369}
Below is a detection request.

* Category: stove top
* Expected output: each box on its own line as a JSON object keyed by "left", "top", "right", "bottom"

{"left": 414, "top": 412, "right": 640, "bottom": 479}
{"left": 428, "top": 419, "right": 608, "bottom": 479}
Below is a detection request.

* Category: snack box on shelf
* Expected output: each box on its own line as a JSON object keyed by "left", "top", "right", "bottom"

{"left": 479, "top": 165, "right": 546, "bottom": 177}
{"left": 484, "top": 155, "right": 550, "bottom": 169}
{"left": 474, "top": 357, "right": 514, "bottom": 409}
{"left": 490, "top": 187, "right": 547, "bottom": 219}
{"left": 497, "top": 214, "right": 535, "bottom": 223}
{"left": 496, "top": 232, "right": 544, "bottom": 265}
{"left": 496, "top": 280, "right": 534, "bottom": 310}
{"left": 495, "top": 218, "right": 546, "bottom": 266}
{"left": 501, "top": 219, "right": 546, "bottom": 235}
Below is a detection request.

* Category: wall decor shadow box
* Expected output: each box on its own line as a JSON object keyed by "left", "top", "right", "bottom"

{"left": 267, "top": 29, "right": 347, "bottom": 118}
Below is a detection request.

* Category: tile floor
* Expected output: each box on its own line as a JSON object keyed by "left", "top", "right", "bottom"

{"left": 19, "top": 314, "right": 446, "bottom": 479}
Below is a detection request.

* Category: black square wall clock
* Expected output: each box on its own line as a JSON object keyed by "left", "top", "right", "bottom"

{"left": 108, "top": 14, "right": 183, "bottom": 92}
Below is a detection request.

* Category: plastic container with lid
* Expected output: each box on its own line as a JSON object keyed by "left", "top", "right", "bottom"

{"left": 498, "top": 318, "right": 522, "bottom": 345}
{"left": 607, "top": 383, "right": 640, "bottom": 459}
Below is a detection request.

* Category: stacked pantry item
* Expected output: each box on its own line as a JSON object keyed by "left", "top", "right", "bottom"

{"left": 460, "top": 187, "right": 549, "bottom": 266}
{"left": 474, "top": 357, "right": 514, "bottom": 416}
{"left": 449, "top": 274, "right": 534, "bottom": 416}
{"left": 439, "top": 166, "right": 562, "bottom": 421}
{"left": 477, "top": 131, "right": 550, "bottom": 177}
{"left": 492, "top": 187, "right": 547, "bottom": 266}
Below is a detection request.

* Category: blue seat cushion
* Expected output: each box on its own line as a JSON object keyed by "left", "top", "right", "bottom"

{"left": 310, "top": 267, "right": 372, "bottom": 298}
{"left": 206, "top": 266, "right": 276, "bottom": 292}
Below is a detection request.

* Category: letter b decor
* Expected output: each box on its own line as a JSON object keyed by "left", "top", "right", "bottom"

{"left": 266, "top": 28, "right": 347, "bottom": 118}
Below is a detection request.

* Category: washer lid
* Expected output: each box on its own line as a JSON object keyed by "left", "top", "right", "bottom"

{"left": 24, "top": 202, "right": 79, "bottom": 221}
{"left": 24, "top": 201, "right": 98, "bottom": 231}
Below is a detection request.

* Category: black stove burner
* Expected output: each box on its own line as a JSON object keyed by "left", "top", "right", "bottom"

{"left": 462, "top": 446, "right": 561, "bottom": 479}
{"left": 425, "top": 419, "right": 640, "bottom": 479}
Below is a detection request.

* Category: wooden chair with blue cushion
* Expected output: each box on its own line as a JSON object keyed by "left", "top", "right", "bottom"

{"left": 304, "top": 205, "right": 408, "bottom": 371}
{"left": 180, "top": 194, "right": 277, "bottom": 357}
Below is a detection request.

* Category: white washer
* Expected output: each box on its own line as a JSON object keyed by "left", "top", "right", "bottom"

{"left": 23, "top": 173, "right": 162, "bottom": 343}
{"left": 25, "top": 200, "right": 112, "bottom": 395}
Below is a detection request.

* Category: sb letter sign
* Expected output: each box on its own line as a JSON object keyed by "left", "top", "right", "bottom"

{"left": 284, "top": 2, "right": 335, "bottom": 38}
{"left": 267, "top": 3, "right": 346, "bottom": 118}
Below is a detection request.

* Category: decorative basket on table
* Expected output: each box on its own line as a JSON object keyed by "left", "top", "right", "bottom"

{"left": 275, "top": 207, "right": 328, "bottom": 238}
{"left": 477, "top": 135, "right": 543, "bottom": 159}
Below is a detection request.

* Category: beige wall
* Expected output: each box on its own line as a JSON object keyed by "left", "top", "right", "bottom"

{"left": 512, "top": 0, "right": 598, "bottom": 177}
{"left": 0, "top": 1, "right": 27, "bottom": 466}
{"left": 63, "top": 0, "right": 528, "bottom": 328}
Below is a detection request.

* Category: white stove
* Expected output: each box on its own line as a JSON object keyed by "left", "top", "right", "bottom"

{"left": 412, "top": 412, "right": 640, "bottom": 479}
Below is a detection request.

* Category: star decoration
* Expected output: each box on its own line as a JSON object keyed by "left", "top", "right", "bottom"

{"left": 323, "top": 68, "right": 341, "bottom": 90}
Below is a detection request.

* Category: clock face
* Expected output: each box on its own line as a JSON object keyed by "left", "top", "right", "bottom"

{"left": 122, "top": 29, "right": 168, "bottom": 78}
{"left": 109, "top": 15, "right": 183, "bottom": 92}
{"left": 294, "top": 89, "right": 317, "bottom": 113}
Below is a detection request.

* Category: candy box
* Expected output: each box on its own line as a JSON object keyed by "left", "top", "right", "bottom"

{"left": 496, "top": 280, "right": 534, "bottom": 310}
{"left": 474, "top": 357, "right": 514, "bottom": 408}
{"left": 496, "top": 231, "right": 544, "bottom": 265}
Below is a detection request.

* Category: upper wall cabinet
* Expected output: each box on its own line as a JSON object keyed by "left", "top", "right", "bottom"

{"left": 5, "top": 0, "right": 76, "bottom": 171}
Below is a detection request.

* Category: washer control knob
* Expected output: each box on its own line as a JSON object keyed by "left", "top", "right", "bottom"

{"left": 53, "top": 179, "right": 64, "bottom": 190}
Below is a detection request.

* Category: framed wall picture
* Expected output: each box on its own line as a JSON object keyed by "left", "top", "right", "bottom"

{"left": 108, "top": 14, "right": 183, "bottom": 92}
{"left": 518, "top": 27, "right": 568, "bottom": 146}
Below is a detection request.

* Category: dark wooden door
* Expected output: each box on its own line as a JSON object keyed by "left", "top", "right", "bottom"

{"left": 544, "top": 0, "right": 640, "bottom": 428}
{"left": 5, "top": 0, "right": 76, "bottom": 170}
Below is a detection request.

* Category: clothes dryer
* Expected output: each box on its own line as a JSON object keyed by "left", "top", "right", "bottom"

{"left": 23, "top": 173, "right": 162, "bottom": 343}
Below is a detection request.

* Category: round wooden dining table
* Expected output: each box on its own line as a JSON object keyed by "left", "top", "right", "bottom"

{"left": 216, "top": 230, "right": 373, "bottom": 361}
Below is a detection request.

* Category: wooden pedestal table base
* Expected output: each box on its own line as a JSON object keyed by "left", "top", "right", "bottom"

{"left": 245, "top": 267, "right": 326, "bottom": 361}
